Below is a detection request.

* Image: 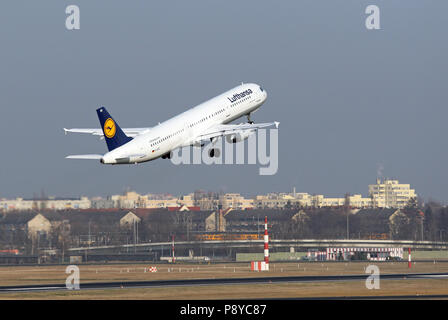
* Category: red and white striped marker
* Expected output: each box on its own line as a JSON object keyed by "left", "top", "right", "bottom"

{"left": 172, "top": 235, "right": 175, "bottom": 263}
{"left": 149, "top": 266, "right": 157, "bottom": 273}
{"left": 264, "top": 216, "right": 269, "bottom": 270}
{"left": 251, "top": 261, "right": 269, "bottom": 271}
{"left": 408, "top": 247, "right": 411, "bottom": 268}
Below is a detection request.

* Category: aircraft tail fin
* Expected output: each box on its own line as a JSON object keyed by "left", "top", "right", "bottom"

{"left": 96, "top": 107, "right": 133, "bottom": 151}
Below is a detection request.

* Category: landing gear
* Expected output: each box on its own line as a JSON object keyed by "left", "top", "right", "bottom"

{"left": 161, "top": 152, "right": 173, "bottom": 159}
{"left": 208, "top": 148, "right": 220, "bottom": 158}
{"left": 247, "top": 113, "right": 254, "bottom": 124}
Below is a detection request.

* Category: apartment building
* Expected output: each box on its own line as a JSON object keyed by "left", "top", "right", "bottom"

{"left": 0, "top": 197, "right": 91, "bottom": 212}
{"left": 0, "top": 177, "right": 418, "bottom": 212}
{"left": 368, "top": 178, "right": 417, "bottom": 209}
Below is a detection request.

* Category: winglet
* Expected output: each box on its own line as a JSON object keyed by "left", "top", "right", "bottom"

{"left": 274, "top": 121, "right": 280, "bottom": 129}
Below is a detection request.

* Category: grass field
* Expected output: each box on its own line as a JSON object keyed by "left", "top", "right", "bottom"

{"left": 0, "top": 261, "right": 447, "bottom": 299}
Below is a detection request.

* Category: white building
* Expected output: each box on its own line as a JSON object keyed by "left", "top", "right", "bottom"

{"left": 368, "top": 178, "right": 417, "bottom": 209}
{"left": 254, "top": 178, "right": 416, "bottom": 210}
{"left": 0, "top": 197, "right": 91, "bottom": 211}
{"left": 0, "top": 198, "right": 33, "bottom": 211}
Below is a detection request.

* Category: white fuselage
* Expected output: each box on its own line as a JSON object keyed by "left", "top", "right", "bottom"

{"left": 101, "top": 83, "right": 267, "bottom": 164}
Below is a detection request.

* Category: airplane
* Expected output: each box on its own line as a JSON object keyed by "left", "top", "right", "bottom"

{"left": 64, "top": 83, "right": 279, "bottom": 164}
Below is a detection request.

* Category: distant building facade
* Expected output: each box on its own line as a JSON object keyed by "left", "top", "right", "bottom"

{"left": 0, "top": 197, "right": 90, "bottom": 212}
{"left": 368, "top": 178, "right": 417, "bottom": 209}
{"left": 0, "top": 177, "right": 418, "bottom": 212}
{"left": 254, "top": 178, "right": 416, "bottom": 209}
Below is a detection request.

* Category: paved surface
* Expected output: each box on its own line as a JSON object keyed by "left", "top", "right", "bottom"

{"left": 1, "top": 272, "right": 447, "bottom": 293}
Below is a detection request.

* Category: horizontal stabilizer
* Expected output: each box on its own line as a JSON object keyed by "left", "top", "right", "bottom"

{"left": 64, "top": 127, "right": 150, "bottom": 138}
{"left": 66, "top": 154, "right": 103, "bottom": 160}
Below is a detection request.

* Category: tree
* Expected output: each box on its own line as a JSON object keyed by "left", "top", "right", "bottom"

{"left": 291, "top": 210, "right": 310, "bottom": 239}
{"left": 405, "top": 197, "right": 419, "bottom": 210}
{"left": 389, "top": 209, "right": 420, "bottom": 240}
{"left": 424, "top": 206, "right": 436, "bottom": 241}
{"left": 438, "top": 207, "right": 448, "bottom": 241}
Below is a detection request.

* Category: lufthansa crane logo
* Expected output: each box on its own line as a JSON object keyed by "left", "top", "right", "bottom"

{"left": 104, "top": 118, "right": 116, "bottom": 138}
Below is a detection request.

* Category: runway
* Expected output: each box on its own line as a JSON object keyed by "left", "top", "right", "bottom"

{"left": 1, "top": 272, "right": 447, "bottom": 294}
{"left": 272, "top": 294, "right": 448, "bottom": 300}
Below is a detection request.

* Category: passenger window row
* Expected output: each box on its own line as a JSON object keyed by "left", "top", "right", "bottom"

{"left": 188, "top": 108, "right": 225, "bottom": 129}
{"left": 150, "top": 95, "right": 250, "bottom": 148}
{"left": 231, "top": 96, "right": 250, "bottom": 108}
{"left": 151, "top": 128, "right": 185, "bottom": 147}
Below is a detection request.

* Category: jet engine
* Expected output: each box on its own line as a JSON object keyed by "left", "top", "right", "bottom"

{"left": 161, "top": 151, "right": 173, "bottom": 159}
{"left": 225, "top": 129, "right": 256, "bottom": 144}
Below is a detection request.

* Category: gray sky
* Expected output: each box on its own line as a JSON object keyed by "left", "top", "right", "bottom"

{"left": 1, "top": 1, "right": 447, "bottom": 202}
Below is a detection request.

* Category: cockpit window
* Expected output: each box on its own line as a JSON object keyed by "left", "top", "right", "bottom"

{"left": 260, "top": 86, "right": 264, "bottom": 92}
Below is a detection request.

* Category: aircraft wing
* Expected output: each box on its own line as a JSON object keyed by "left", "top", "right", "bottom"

{"left": 63, "top": 127, "right": 150, "bottom": 138}
{"left": 66, "top": 154, "right": 103, "bottom": 160}
{"left": 181, "top": 121, "right": 279, "bottom": 147}
{"left": 66, "top": 154, "right": 147, "bottom": 163}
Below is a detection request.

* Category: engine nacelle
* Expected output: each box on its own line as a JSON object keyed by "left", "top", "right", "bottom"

{"left": 161, "top": 151, "right": 173, "bottom": 159}
{"left": 225, "top": 129, "right": 256, "bottom": 144}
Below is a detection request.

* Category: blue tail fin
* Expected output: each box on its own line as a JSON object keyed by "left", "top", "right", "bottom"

{"left": 96, "top": 107, "right": 132, "bottom": 151}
